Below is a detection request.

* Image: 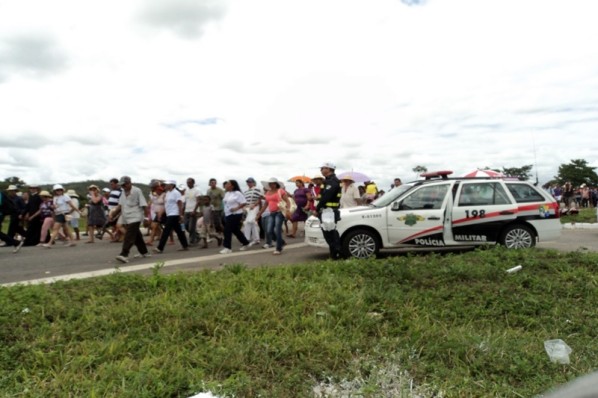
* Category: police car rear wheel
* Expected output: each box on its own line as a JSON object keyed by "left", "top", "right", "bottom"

{"left": 343, "top": 229, "right": 379, "bottom": 259}
{"left": 500, "top": 224, "right": 535, "bottom": 249}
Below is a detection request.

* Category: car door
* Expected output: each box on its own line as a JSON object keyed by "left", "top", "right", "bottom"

{"left": 451, "top": 181, "right": 517, "bottom": 244}
{"left": 387, "top": 182, "right": 451, "bottom": 247}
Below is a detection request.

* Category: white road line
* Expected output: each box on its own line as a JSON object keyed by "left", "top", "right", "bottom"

{"left": 2, "top": 242, "right": 308, "bottom": 287}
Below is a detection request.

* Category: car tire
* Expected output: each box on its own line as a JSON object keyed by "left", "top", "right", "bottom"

{"left": 342, "top": 229, "right": 380, "bottom": 259}
{"left": 499, "top": 224, "right": 535, "bottom": 249}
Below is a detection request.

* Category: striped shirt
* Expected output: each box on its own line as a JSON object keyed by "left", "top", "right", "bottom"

{"left": 108, "top": 189, "right": 122, "bottom": 209}
{"left": 244, "top": 187, "right": 262, "bottom": 206}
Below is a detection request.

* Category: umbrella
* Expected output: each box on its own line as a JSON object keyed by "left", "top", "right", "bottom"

{"left": 337, "top": 171, "right": 371, "bottom": 183}
{"left": 463, "top": 169, "right": 505, "bottom": 178}
{"left": 288, "top": 175, "right": 312, "bottom": 183}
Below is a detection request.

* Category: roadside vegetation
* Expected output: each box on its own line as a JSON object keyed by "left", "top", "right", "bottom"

{"left": 560, "top": 207, "right": 597, "bottom": 224}
{"left": 1, "top": 248, "right": 597, "bottom": 397}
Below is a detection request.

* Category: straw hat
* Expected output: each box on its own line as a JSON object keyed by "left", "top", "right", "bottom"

{"left": 7, "top": 185, "right": 18, "bottom": 191}
{"left": 40, "top": 190, "right": 52, "bottom": 197}
{"left": 87, "top": 184, "right": 99, "bottom": 191}
{"left": 66, "top": 189, "right": 79, "bottom": 198}
{"left": 261, "top": 177, "right": 284, "bottom": 189}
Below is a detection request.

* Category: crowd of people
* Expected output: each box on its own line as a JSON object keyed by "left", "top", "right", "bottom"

{"left": 544, "top": 182, "right": 597, "bottom": 213}
{"left": 1, "top": 170, "right": 401, "bottom": 261}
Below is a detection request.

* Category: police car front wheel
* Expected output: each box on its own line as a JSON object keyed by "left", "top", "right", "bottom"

{"left": 343, "top": 229, "right": 380, "bottom": 259}
{"left": 499, "top": 224, "right": 535, "bottom": 249}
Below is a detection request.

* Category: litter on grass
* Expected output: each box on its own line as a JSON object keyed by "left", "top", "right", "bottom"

{"left": 506, "top": 265, "right": 522, "bottom": 274}
{"left": 544, "top": 339, "right": 572, "bottom": 364}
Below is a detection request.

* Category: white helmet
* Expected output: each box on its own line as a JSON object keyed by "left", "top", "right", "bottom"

{"left": 52, "top": 184, "right": 64, "bottom": 191}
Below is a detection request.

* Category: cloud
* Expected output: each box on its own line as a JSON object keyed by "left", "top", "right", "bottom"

{"left": 0, "top": 133, "right": 53, "bottom": 149}
{"left": 401, "top": 0, "right": 428, "bottom": 6}
{"left": 0, "top": 34, "right": 68, "bottom": 82}
{"left": 138, "top": 0, "right": 227, "bottom": 39}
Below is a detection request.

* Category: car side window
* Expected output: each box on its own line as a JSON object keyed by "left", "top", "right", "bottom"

{"left": 458, "top": 183, "right": 511, "bottom": 206}
{"left": 506, "top": 183, "right": 545, "bottom": 203}
{"left": 400, "top": 184, "right": 449, "bottom": 210}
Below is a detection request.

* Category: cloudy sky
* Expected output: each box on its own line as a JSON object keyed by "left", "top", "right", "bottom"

{"left": 1, "top": 0, "right": 597, "bottom": 192}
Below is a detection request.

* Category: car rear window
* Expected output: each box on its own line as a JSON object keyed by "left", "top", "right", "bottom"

{"left": 506, "top": 183, "right": 545, "bottom": 203}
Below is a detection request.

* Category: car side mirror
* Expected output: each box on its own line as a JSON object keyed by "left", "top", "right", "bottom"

{"left": 392, "top": 202, "right": 401, "bottom": 211}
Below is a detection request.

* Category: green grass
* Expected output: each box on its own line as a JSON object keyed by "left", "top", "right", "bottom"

{"left": 1, "top": 249, "right": 598, "bottom": 397}
{"left": 560, "top": 207, "right": 597, "bottom": 224}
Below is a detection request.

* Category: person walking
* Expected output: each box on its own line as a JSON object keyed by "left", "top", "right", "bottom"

{"left": 257, "top": 178, "right": 291, "bottom": 255}
{"left": 5, "top": 185, "right": 27, "bottom": 241}
{"left": 207, "top": 178, "right": 225, "bottom": 237}
{"left": 37, "top": 190, "right": 55, "bottom": 245}
{"left": 288, "top": 179, "right": 312, "bottom": 238}
{"left": 219, "top": 180, "right": 251, "bottom": 254}
{"left": 146, "top": 180, "right": 166, "bottom": 246}
{"left": 153, "top": 180, "right": 189, "bottom": 254}
{"left": 183, "top": 178, "right": 202, "bottom": 245}
{"left": 316, "top": 162, "right": 343, "bottom": 259}
{"left": 23, "top": 184, "right": 43, "bottom": 246}
{"left": 66, "top": 189, "right": 81, "bottom": 240}
{"left": 0, "top": 188, "right": 25, "bottom": 253}
{"left": 243, "top": 177, "right": 263, "bottom": 246}
{"left": 43, "top": 184, "right": 80, "bottom": 248}
{"left": 86, "top": 185, "right": 107, "bottom": 243}
{"left": 109, "top": 176, "right": 150, "bottom": 263}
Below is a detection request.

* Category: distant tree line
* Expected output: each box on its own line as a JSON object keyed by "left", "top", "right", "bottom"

{"left": 409, "top": 159, "right": 598, "bottom": 187}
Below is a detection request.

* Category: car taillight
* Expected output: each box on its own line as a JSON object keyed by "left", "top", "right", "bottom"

{"left": 553, "top": 202, "right": 560, "bottom": 218}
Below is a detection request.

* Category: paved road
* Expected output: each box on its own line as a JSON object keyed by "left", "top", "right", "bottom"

{"left": 2, "top": 228, "right": 597, "bottom": 286}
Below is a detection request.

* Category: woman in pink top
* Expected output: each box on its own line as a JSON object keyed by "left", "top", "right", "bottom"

{"left": 257, "top": 178, "right": 291, "bottom": 255}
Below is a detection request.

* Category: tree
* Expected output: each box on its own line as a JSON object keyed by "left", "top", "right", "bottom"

{"left": 555, "top": 159, "right": 598, "bottom": 187}
{"left": 501, "top": 165, "right": 533, "bottom": 181}
{"left": 412, "top": 165, "right": 428, "bottom": 178}
{"left": 1, "top": 176, "right": 27, "bottom": 191}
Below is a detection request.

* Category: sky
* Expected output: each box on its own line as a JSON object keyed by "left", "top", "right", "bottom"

{"left": 1, "top": 0, "right": 597, "bottom": 193}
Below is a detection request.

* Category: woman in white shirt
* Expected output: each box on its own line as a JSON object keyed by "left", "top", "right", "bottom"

{"left": 220, "top": 180, "right": 251, "bottom": 254}
{"left": 43, "top": 184, "right": 81, "bottom": 248}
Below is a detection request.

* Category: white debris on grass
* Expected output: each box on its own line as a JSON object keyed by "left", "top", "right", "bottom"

{"left": 188, "top": 393, "right": 222, "bottom": 398}
{"left": 312, "top": 355, "right": 442, "bottom": 398}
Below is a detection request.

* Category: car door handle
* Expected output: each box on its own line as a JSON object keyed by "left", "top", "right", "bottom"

{"left": 500, "top": 211, "right": 514, "bottom": 215}
{"left": 427, "top": 216, "right": 441, "bottom": 220}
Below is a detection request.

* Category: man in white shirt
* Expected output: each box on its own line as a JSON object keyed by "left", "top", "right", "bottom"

{"left": 110, "top": 176, "right": 150, "bottom": 263}
{"left": 153, "top": 180, "right": 189, "bottom": 253}
{"left": 183, "top": 177, "right": 202, "bottom": 245}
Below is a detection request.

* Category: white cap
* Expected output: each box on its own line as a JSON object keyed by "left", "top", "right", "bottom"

{"left": 165, "top": 179, "right": 176, "bottom": 185}
{"left": 7, "top": 185, "right": 18, "bottom": 191}
{"left": 320, "top": 161, "right": 336, "bottom": 170}
{"left": 53, "top": 184, "right": 64, "bottom": 191}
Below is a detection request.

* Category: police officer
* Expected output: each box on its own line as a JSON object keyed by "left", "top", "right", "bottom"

{"left": 316, "top": 161, "right": 342, "bottom": 259}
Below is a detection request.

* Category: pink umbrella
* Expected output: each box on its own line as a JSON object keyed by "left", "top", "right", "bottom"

{"left": 463, "top": 169, "right": 505, "bottom": 178}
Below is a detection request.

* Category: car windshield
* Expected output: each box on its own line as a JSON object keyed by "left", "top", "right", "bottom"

{"left": 370, "top": 184, "right": 414, "bottom": 207}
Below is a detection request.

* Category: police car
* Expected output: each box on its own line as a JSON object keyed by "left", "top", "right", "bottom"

{"left": 305, "top": 171, "right": 562, "bottom": 258}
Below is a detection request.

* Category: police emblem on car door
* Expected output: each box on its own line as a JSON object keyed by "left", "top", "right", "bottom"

{"left": 387, "top": 183, "right": 450, "bottom": 246}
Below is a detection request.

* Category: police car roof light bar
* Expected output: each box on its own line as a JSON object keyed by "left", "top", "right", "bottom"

{"left": 420, "top": 170, "right": 453, "bottom": 180}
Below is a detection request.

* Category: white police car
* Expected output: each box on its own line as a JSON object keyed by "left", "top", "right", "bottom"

{"left": 305, "top": 171, "right": 562, "bottom": 258}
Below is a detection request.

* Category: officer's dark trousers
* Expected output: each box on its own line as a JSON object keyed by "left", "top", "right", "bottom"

{"left": 322, "top": 228, "right": 341, "bottom": 259}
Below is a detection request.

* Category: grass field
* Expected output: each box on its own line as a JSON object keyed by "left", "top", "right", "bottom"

{"left": 1, "top": 248, "right": 597, "bottom": 397}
